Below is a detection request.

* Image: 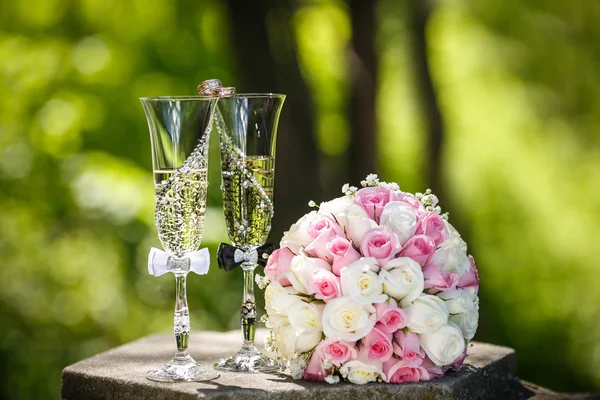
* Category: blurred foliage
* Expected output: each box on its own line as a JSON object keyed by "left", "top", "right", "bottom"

{"left": 0, "top": 0, "right": 599, "bottom": 398}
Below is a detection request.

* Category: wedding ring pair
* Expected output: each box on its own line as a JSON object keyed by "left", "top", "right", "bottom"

{"left": 197, "top": 79, "right": 235, "bottom": 97}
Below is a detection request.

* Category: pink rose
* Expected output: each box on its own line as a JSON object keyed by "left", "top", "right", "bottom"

{"left": 362, "top": 326, "right": 394, "bottom": 362}
{"left": 264, "top": 247, "right": 294, "bottom": 286}
{"left": 354, "top": 187, "right": 393, "bottom": 222}
{"left": 305, "top": 216, "right": 345, "bottom": 261}
{"left": 327, "top": 236, "right": 361, "bottom": 276}
{"left": 374, "top": 299, "right": 407, "bottom": 333}
{"left": 307, "top": 215, "right": 344, "bottom": 239}
{"left": 382, "top": 359, "right": 420, "bottom": 383}
{"left": 316, "top": 337, "right": 357, "bottom": 367}
{"left": 393, "top": 330, "right": 424, "bottom": 368}
{"left": 394, "top": 192, "right": 426, "bottom": 214}
{"left": 303, "top": 351, "right": 328, "bottom": 381}
{"left": 416, "top": 212, "right": 448, "bottom": 246}
{"left": 360, "top": 226, "right": 402, "bottom": 266}
{"left": 423, "top": 264, "right": 459, "bottom": 293}
{"left": 417, "top": 356, "right": 444, "bottom": 381}
{"left": 450, "top": 347, "right": 468, "bottom": 372}
{"left": 307, "top": 268, "right": 342, "bottom": 302}
{"left": 400, "top": 234, "right": 436, "bottom": 266}
{"left": 457, "top": 255, "right": 479, "bottom": 293}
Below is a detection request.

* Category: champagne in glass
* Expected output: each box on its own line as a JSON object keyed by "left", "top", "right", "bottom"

{"left": 214, "top": 94, "right": 285, "bottom": 373}
{"left": 221, "top": 155, "right": 275, "bottom": 247}
{"left": 141, "top": 96, "right": 219, "bottom": 382}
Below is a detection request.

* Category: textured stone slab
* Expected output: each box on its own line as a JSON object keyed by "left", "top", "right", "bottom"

{"left": 62, "top": 329, "right": 517, "bottom": 400}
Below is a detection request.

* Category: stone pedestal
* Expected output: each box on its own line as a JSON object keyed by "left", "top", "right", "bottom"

{"left": 62, "top": 329, "right": 521, "bottom": 400}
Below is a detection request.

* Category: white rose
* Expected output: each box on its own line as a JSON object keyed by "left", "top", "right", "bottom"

{"left": 380, "top": 201, "right": 418, "bottom": 245}
{"left": 445, "top": 220, "right": 461, "bottom": 238}
{"left": 264, "top": 282, "right": 302, "bottom": 324}
{"left": 450, "top": 309, "right": 479, "bottom": 341}
{"left": 322, "top": 296, "right": 376, "bottom": 341}
{"left": 432, "top": 221, "right": 470, "bottom": 275}
{"left": 273, "top": 318, "right": 322, "bottom": 359}
{"left": 336, "top": 204, "right": 378, "bottom": 246}
{"left": 437, "top": 288, "right": 477, "bottom": 314}
{"left": 380, "top": 257, "right": 424, "bottom": 305}
{"left": 319, "top": 195, "right": 354, "bottom": 216}
{"left": 419, "top": 322, "right": 466, "bottom": 366}
{"left": 404, "top": 294, "right": 449, "bottom": 334}
{"left": 286, "top": 252, "right": 331, "bottom": 294}
{"left": 288, "top": 301, "right": 324, "bottom": 333}
{"left": 339, "top": 357, "right": 383, "bottom": 384}
{"left": 340, "top": 257, "right": 387, "bottom": 304}
{"left": 280, "top": 211, "right": 320, "bottom": 253}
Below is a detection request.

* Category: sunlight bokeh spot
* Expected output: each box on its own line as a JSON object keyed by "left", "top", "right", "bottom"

{"left": 73, "top": 37, "right": 111, "bottom": 76}
{"left": 69, "top": 153, "right": 153, "bottom": 224}
{"left": 0, "top": 142, "right": 33, "bottom": 179}
{"left": 37, "top": 98, "right": 78, "bottom": 137}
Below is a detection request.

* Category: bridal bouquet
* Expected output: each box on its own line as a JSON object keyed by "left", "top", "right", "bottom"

{"left": 256, "top": 175, "right": 479, "bottom": 384}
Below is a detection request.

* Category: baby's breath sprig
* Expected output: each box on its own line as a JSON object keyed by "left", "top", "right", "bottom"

{"left": 360, "top": 173, "right": 380, "bottom": 187}
{"left": 377, "top": 181, "right": 400, "bottom": 191}
{"left": 264, "top": 330, "right": 277, "bottom": 353}
{"left": 341, "top": 183, "right": 358, "bottom": 196}
{"left": 324, "top": 373, "right": 340, "bottom": 384}
{"left": 255, "top": 274, "right": 270, "bottom": 290}
{"left": 287, "top": 352, "right": 311, "bottom": 379}
{"left": 308, "top": 200, "right": 317, "bottom": 208}
{"left": 416, "top": 188, "right": 445, "bottom": 216}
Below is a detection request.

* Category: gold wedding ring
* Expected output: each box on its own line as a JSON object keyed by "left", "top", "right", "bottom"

{"left": 197, "top": 79, "right": 236, "bottom": 98}
{"left": 213, "top": 87, "right": 236, "bottom": 97}
{"left": 197, "top": 79, "right": 222, "bottom": 96}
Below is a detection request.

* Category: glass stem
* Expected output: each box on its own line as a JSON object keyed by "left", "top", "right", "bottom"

{"left": 174, "top": 273, "right": 191, "bottom": 361}
{"left": 241, "top": 263, "right": 257, "bottom": 346}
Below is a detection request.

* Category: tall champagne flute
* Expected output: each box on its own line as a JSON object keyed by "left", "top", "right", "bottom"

{"left": 214, "top": 94, "right": 285, "bottom": 372}
{"left": 141, "top": 96, "right": 220, "bottom": 382}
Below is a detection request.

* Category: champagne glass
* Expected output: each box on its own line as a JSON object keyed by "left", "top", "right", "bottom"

{"left": 141, "top": 96, "right": 220, "bottom": 382}
{"left": 214, "top": 94, "right": 285, "bottom": 372}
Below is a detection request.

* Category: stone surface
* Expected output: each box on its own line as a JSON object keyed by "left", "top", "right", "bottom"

{"left": 62, "top": 329, "right": 519, "bottom": 400}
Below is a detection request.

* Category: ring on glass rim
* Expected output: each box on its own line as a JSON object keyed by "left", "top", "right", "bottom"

{"left": 213, "top": 87, "right": 236, "bottom": 97}
{"left": 198, "top": 88, "right": 216, "bottom": 96}
{"left": 198, "top": 79, "right": 222, "bottom": 93}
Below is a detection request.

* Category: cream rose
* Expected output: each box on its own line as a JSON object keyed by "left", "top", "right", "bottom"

{"left": 437, "top": 288, "right": 477, "bottom": 314}
{"left": 380, "top": 201, "right": 418, "bottom": 245}
{"left": 404, "top": 294, "right": 449, "bottom": 334}
{"left": 339, "top": 357, "right": 384, "bottom": 385}
{"left": 273, "top": 318, "right": 323, "bottom": 359}
{"left": 288, "top": 301, "right": 325, "bottom": 333}
{"left": 380, "top": 257, "right": 424, "bottom": 305}
{"left": 450, "top": 309, "right": 479, "bottom": 341}
{"left": 322, "top": 296, "right": 377, "bottom": 341}
{"left": 419, "top": 322, "right": 466, "bottom": 366}
{"left": 264, "top": 282, "right": 302, "bottom": 325}
{"left": 340, "top": 257, "right": 387, "bottom": 304}
{"left": 431, "top": 221, "right": 470, "bottom": 275}
{"left": 336, "top": 204, "right": 378, "bottom": 246}
{"left": 286, "top": 253, "right": 331, "bottom": 294}
{"left": 318, "top": 195, "right": 354, "bottom": 216}
{"left": 280, "top": 211, "right": 320, "bottom": 253}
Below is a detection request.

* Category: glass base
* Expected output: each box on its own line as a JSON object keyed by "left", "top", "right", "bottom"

{"left": 215, "top": 344, "right": 281, "bottom": 373}
{"left": 147, "top": 355, "right": 219, "bottom": 382}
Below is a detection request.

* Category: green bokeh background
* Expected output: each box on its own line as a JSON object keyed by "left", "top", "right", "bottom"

{"left": 1, "top": 0, "right": 599, "bottom": 398}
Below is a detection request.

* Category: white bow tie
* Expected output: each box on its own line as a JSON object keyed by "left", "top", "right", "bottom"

{"left": 147, "top": 247, "right": 210, "bottom": 276}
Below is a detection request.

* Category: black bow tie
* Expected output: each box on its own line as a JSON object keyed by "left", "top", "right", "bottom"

{"left": 217, "top": 243, "right": 277, "bottom": 271}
